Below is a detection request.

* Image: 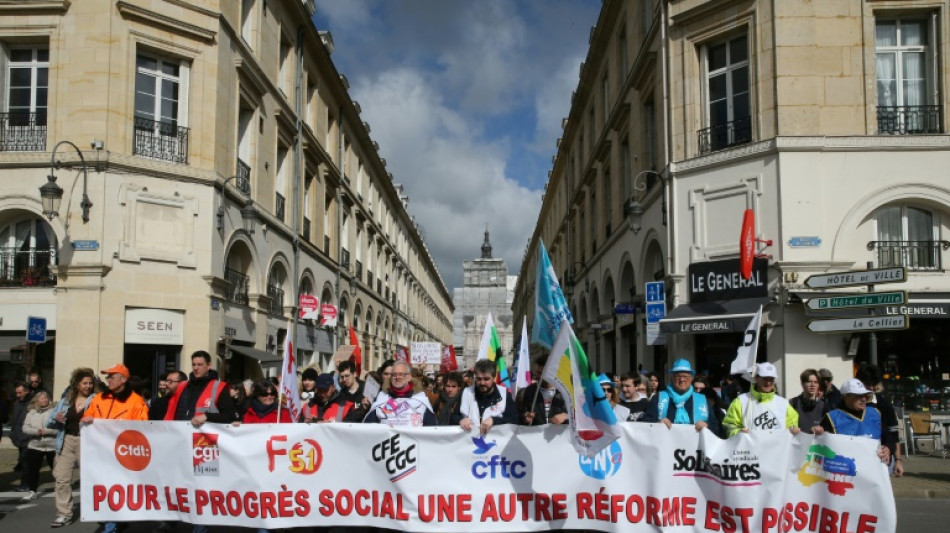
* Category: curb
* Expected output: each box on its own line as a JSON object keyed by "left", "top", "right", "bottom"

{"left": 894, "top": 489, "right": 950, "bottom": 499}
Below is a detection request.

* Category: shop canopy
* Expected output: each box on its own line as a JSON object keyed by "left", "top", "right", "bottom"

{"left": 229, "top": 344, "right": 282, "bottom": 365}
{"left": 659, "top": 298, "right": 767, "bottom": 334}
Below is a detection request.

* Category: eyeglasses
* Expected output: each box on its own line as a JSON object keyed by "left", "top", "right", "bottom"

{"left": 391, "top": 372, "right": 409, "bottom": 378}
{"left": 166, "top": 380, "right": 181, "bottom": 384}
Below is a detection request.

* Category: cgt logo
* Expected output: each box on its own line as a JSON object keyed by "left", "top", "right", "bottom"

{"left": 266, "top": 435, "right": 322, "bottom": 475}
{"left": 114, "top": 430, "right": 151, "bottom": 471}
{"left": 470, "top": 436, "right": 526, "bottom": 479}
{"left": 578, "top": 440, "right": 622, "bottom": 479}
{"left": 193, "top": 433, "right": 220, "bottom": 476}
{"left": 372, "top": 434, "right": 418, "bottom": 482}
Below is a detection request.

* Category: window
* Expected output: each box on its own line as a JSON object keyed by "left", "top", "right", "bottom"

{"left": 876, "top": 16, "right": 940, "bottom": 134}
{"left": 276, "top": 145, "right": 289, "bottom": 221}
{"left": 0, "top": 216, "right": 56, "bottom": 287}
{"left": 700, "top": 34, "right": 751, "bottom": 153}
{"left": 602, "top": 166, "right": 612, "bottom": 235}
{"left": 236, "top": 102, "right": 254, "bottom": 195}
{"left": 589, "top": 190, "right": 597, "bottom": 254}
{"left": 602, "top": 72, "right": 610, "bottom": 119}
{"left": 279, "top": 33, "right": 292, "bottom": 96}
{"left": 617, "top": 27, "right": 628, "bottom": 88}
{"left": 873, "top": 205, "right": 945, "bottom": 270}
{"left": 620, "top": 138, "right": 631, "bottom": 206}
{"left": 3, "top": 46, "right": 48, "bottom": 151}
{"left": 643, "top": 0, "right": 653, "bottom": 36}
{"left": 134, "top": 53, "right": 189, "bottom": 163}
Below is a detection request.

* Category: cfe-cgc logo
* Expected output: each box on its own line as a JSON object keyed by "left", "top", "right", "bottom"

{"left": 193, "top": 433, "right": 220, "bottom": 476}
{"left": 114, "top": 430, "right": 151, "bottom": 471}
{"left": 578, "top": 440, "right": 622, "bottom": 479}
{"left": 798, "top": 444, "right": 858, "bottom": 496}
{"left": 372, "top": 434, "right": 418, "bottom": 482}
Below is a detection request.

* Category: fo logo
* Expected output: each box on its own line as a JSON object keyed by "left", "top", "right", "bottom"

{"left": 578, "top": 440, "right": 621, "bottom": 479}
{"left": 114, "top": 430, "right": 151, "bottom": 471}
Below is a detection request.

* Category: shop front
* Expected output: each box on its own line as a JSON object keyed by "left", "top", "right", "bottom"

{"left": 124, "top": 308, "right": 182, "bottom": 394}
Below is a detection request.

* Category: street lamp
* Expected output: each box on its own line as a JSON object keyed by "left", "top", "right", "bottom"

{"left": 40, "top": 140, "right": 92, "bottom": 222}
{"left": 623, "top": 169, "right": 664, "bottom": 234}
{"left": 562, "top": 261, "right": 587, "bottom": 299}
{"left": 216, "top": 175, "right": 257, "bottom": 233}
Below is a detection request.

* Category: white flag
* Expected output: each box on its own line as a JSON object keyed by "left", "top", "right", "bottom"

{"left": 279, "top": 322, "right": 302, "bottom": 422}
{"left": 475, "top": 312, "right": 496, "bottom": 361}
{"left": 513, "top": 319, "right": 532, "bottom": 396}
{"left": 730, "top": 306, "right": 763, "bottom": 381}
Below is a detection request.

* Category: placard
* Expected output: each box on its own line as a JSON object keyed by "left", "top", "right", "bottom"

{"left": 410, "top": 342, "right": 441, "bottom": 365}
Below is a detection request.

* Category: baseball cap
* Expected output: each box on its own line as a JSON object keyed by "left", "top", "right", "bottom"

{"left": 840, "top": 378, "right": 871, "bottom": 397}
{"left": 101, "top": 364, "right": 130, "bottom": 378}
{"left": 818, "top": 368, "right": 833, "bottom": 379}
{"left": 755, "top": 362, "right": 778, "bottom": 379}
{"left": 315, "top": 373, "right": 335, "bottom": 389}
{"left": 670, "top": 359, "right": 695, "bottom": 375}
{"left": 597, "top": 373, "right": 614, "bottom": 387}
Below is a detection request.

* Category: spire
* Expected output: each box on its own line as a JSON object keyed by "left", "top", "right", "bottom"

{"left": 481, "top": 224, "right": 493, "bottom": 259}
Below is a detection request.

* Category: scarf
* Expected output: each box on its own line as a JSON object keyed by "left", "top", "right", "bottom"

{"left": 390, "top": 382, "right": 412, "bottom": 398}
{"left": 435, "top": 391, "right": 461, "bottom": 425}
{"left": 250, "top": 398, "right": 277, "bottom": 418}
{"left": 666, "top": 385, "right": 693, "bottom": 425}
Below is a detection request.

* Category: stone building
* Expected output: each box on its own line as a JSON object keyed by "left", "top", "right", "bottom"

{"left": 512, "top": 0, "right": 950, "bottom": 395}
{"left": 0, "top": 0, "right": 453, "bottom": 395}
{"left": 453, "top": 229, "right": 516, "bottom": 370}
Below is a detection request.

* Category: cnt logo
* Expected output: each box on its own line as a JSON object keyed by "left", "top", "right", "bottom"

{"left": 798, "top": 444, "right": 858, "bottom": 496}
{"left": 470, "top": 436, "right": 526, "bottom": 480}
{"left": 114, "top": 430, "right": 151, "bottom": 471}
{"left": 372, "top": 434, "right": 418, "bottom": 482}
{"left": 578, "top": 440, "right": 622, "bottom": 479}
{"left": 193, "top": 433, "right": 220, "bottom": 476}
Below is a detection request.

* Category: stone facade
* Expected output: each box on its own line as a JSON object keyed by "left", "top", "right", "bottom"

{"left": 0, "top": 0, "right": 453, "bottom": 395}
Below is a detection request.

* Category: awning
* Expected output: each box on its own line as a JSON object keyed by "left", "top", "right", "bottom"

{"left": 659, "top": 298, "right": 766, "bottom": 334}
{"left": 229, "top": 344, "right": 282, "bottom": 364}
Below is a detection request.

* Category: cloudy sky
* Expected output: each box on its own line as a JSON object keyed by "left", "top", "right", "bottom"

{"left": 312, "top": 0, "right": 602, "bottom": 293}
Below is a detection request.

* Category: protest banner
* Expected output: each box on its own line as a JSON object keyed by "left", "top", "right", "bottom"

{"left": 82, "top": 421, "right": 895, "bottom": 531}
{"left": 410, "top": 341, "right": 441, "bottom": 365}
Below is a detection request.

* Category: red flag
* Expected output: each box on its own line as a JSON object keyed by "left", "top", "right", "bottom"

{"left": 739, "top": 209, "right": 755, "bottom": 280}
{"left": 394, "top": 346, "right": 409, "bottom": 363}
{"left": 348, "top": 325, "right": 362, "bottom": 376}
{"left": 440, "top": 345, "right": 458, "bottom": 372}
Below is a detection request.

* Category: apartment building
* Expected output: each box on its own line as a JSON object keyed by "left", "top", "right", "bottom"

{"left": 0, "top": 0, "right": 453, "bottom": 394}
{"left": 513, "top": 0, "right": 950, "bottom": 395}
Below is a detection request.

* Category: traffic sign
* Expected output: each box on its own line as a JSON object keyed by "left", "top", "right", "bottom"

{"left": 804, "top": 267, "right": 905, "bottom": 289}
{"left": 614, "top": 302, "right": 636, "bottom": 315}
{"left": 645, "top": 281, "right": 665, "bottom": 303}
{"left": 646, "top": 303, "right": 666, "bottom": 324}
{"left": 805, "top": 314, "right": 908, "bottom": 334}
{"left": 27, "top": 316, "right": 47, "bottom": 343}
{"left": 805, "top": 291, "right": 907, "bottom": 311}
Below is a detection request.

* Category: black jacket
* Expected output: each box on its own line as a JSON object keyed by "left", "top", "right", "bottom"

{"left": 173, "top": 370, "right": 236, "bottom": 423}
{"left": 10, "top": 395, "right": 32, "bottom": 448}
{"left": 518, "top": 383, "right": 567, "bottom": 425}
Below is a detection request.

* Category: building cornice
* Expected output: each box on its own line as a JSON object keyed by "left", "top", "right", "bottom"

{"left": 116, "top": 1, "right": 216, "bottom": 43}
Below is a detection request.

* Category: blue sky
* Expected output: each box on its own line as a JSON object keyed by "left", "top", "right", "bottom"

{"left": 313, "top": 0, "right": 602, "bottom": 292}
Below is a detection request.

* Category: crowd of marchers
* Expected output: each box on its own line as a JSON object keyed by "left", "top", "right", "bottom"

{"left": 2, "top": 351, "right": 901, "bottom": 532}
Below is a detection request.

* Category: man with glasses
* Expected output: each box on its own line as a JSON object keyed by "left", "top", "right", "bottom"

{"left": 337, "top": 360, "right": 369, "bottom": 412}
{"left": 723, "top": 362, "right": 800, "bottom": 436}
{"left": 819, "top": 368, "right": 843, "bottom": 412}
{"left": 644, "top": 359, "right": 721, "bottom": 435}
{"left": 365, "top": 360, "right": 436, "bottom": 427}
{"left": 149, "top": 371, "right": 186, "bottom": 420}
{"left": 460, "top": 359, "right": 518, "bottom": 435}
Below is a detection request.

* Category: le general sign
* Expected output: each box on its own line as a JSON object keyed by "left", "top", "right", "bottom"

{"left": 125, "top": 308, "right": 184, "bottom": 345}
{"left": 688, "top": 258, "right": 768, "bottom": 304}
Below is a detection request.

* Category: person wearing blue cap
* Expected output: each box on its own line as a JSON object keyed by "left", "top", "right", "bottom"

{"left": 642, "top": 359, "right": 721, "bottom": 435}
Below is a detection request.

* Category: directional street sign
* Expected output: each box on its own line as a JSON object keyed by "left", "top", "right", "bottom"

{"left": 805, "top": 291, "right": 907, "bottom": 311}
{"left": 805, "top": 314, "right": 908, "bottom": 334}
{"left": 645, "top": 281, "right": 665, "bottom": 303}
{"left": 804, "top": 267, "right": 905, "bottom": 289}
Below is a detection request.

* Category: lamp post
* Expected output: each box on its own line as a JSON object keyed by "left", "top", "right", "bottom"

{"left": 623, "top": 170, "right": 665, "bottom": 234}
{"left": 562, "top": 261, "right": 587, "bottom": 300}
{"left": 40, "top": 140, "right": 92, "bottom": 222}
{"left": 216, "top": 175, "right": 257, "bottom": 233}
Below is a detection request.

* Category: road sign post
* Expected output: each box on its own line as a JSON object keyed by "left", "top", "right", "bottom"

{"left": 645, "top": 281, "right": 666, "bottom": 346}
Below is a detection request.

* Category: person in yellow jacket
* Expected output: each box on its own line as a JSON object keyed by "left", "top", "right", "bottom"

{"left": 81, "top": 364, "right": 148, "bottom": 422}
{"left": 722, "top": 362, "right": 800, "bottom": 437}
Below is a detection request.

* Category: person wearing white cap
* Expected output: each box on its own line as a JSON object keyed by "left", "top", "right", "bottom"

{"left": 814, "top": 378, "right": 891, "bottom": 465}
{"left": 643, "top": 358, "right": 722, "bottom": 435}
{"left": 722, "top": 362, "right": 800, "bottom": 437}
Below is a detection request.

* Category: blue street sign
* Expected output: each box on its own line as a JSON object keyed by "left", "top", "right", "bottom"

{"left": 645, "top": 281, "right": 665, "bottom": 303}
{"left": 71, "top": 240, "right": 100, "bottom": 251}
{"left": 614, "top": 303, "right": 636, "bottom": 315}
{"left": 788, "top": 236, "right": 821, "bottom": 248}
{"left": 646, "top": 303, "right": 666, "bottom": 324}
{"left": 27, "top": 316, "right": 47, "bottom": 343}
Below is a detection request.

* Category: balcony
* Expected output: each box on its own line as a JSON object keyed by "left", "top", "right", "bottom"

{"left": 877, "top": 106, "right": 942, "bottom": 135}
{"left": 267, "top": 285, "right": 284, "bottom": 316}
{"left": 303, "top": 217, "right": 311, "bottom": 241}
{"left": 224, "top": 267, "right": 249, "bottom": 305}
{"left": 0, "top": 248, "right": 56, "bottom": 287}
{"left": 697, "top": 116, "right": 751, "bottom": 154}
{"left": 235, "top": 158, "right": 251, "bottom": 195}
{"left": 355, "top": 260, "right": 363, "bottom": 279}
{"left": 867, "top": 240, "right": 950, "bottom": 271}
{"left": 274, "top": 192, "right": 285, "bottom": 222}
{"left": 341, "top": 248, "right": 350, "bottom": 268}
{"left": 0, "top": 111, "right": 46, "bottom": 151}
{"left": 133, "top": 116, "right": 189, "bottom": 164}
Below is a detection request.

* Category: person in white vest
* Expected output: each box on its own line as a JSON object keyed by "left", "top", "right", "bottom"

{"left": 723, "top": 362, "right": 800, "bottom": 436}
{"left": 459, "top": 359, "right": 519, "bottom": 435}
{"left": 364, "top": 360, "right": 437, "bottom": 427}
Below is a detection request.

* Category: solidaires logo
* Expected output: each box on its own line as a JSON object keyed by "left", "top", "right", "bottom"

{"left": 114, "top": 430, "right": 151, "bottom": 471}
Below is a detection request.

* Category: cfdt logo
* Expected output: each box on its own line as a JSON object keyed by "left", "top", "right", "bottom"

{"left": 470, "top": 436, "right": 526, "bottom": 480}
{"left": 266, "top": 435, "right": 322, "bottom": 475}
{"left": 192, "top": 433, "right": 220, "bottom": 476}
{"left": 114, "top": 430, "right": 151, "bottom": 471}
{"left": 372, "top": 434, "right": 418, "bottom": 482}
{"left": 578, "top": 440, "right": 622, "bottom": 479}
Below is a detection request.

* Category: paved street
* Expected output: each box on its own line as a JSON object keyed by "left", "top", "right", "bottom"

{"left": 2, "top": 438, "right": 949, "bottom": 531}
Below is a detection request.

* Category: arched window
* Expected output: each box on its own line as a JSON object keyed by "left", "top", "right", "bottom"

{"left": 267, "top": 264, "right": 286, "bottom": 315}
{"left": 0, "top": 215, "right": 57, "bottom": 286}
{"left": 873, "top": 205, "right": 944, "bottom": 270}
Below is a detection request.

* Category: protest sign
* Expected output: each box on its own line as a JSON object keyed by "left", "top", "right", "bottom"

{"left": 409, "top": 342, "right": 441, "bottom": 365}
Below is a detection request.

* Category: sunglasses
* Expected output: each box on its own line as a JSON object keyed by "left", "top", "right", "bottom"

{"left": 263, "top": 391, "right": 278, "bottom": 397}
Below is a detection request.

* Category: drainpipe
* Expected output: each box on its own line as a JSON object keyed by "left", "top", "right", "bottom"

{"left": 334, "top": 106, "right": 344, "bottom": 363}
{"left": 292, "top": 26, "right": 304, "bottom": 365}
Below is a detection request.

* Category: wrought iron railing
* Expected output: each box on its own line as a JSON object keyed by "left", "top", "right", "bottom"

{"left": 355, "top": 260, "right": 363, "bottom": 279}
{"left": 133, "top": 116, "right": 189, "bottom": 164}
{"left": 275, "top": 192, "right": 285, "bottom": 222}
{"left": 0, "top": 111, "right": 46, "bottom": 151}
{"left": 225, "top": 267, "right": 249, "bottom": 305}
{"left": 235, "top": 158, "right": 251, "bottom": 195}
{"left": 867, "top": 240, "right": 950, "bottom": 271}
{"left": 267, "top": 285, "right": 284, "bottom": 315}
{"left": 303, "top": 217, "right": 311, "bottom": 241}
{"left": 697, "top": 116, "right": 752, "bottom": 154}
{"left": 877, "top": 105, "right": 942, "bottom": 135}
{"left": 0, "top": 248, "right": 56, "bottom": 287}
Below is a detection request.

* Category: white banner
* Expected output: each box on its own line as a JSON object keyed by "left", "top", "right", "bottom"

{"left": 410, "top": 341, "right": 441, "bottom": 365}
{"left": 82, "top": 422, "right": 896, "bottom": 531}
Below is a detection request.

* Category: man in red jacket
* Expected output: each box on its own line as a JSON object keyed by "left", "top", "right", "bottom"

{"left": 300, "top": 374, "right": 361, "bottom": 423}
{"left": 164, "top": 351, "right": 236, "bottom": 427}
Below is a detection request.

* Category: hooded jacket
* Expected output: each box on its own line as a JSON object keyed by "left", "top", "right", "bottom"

{"left": 83, "top": 385, "right": 148, "bottom": 421}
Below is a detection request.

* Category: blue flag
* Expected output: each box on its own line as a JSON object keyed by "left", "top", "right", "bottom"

{"left": 531, "top": 240, "right": 574, "bottom": 349}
